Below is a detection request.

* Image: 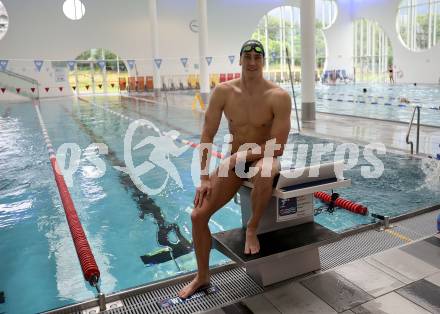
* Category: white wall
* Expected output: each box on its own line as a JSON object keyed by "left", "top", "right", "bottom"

{"left": 324, "top": 0, "right": 440, "bottom": 84}
{"left": 322, "top": 0, "right": 354, "bottom": 75}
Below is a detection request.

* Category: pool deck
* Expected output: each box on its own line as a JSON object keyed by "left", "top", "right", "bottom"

{"left": 202, "top": 210, "right": 440, "bottom": 314}
{"left": 300, "top": 111, "right": 439, "bottom": 157}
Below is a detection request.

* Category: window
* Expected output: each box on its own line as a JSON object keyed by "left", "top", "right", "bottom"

{"left": 0, "top": 1, "right": 9, "bottom": 40}
{"left": 397, "top": 0, "right": 440, "bottom": 51}
{"left": 63, "top": 0, "right": 85, "bottom": 21}
{"left": 251, "top": 1, "right": 336, "bottom": 82}
{"left": 353, "top": 19, "right": 393, "bottom": 82}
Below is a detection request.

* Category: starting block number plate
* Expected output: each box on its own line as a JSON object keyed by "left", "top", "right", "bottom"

{"left": 277, "top": 195, "right": 313, "bottom": 222}
{"left": 157, "top": 285, "right": 219, "bottom": 309}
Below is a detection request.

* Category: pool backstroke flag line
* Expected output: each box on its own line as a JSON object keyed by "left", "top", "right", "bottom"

{"left": 127, "top": 60, "right": 135, "bottom": 70}
{"left": 34, "top": 60, "right": 44, "bottom": 72}
{"left": 180, "top": 57, "right": 188, "bottom": 68}
{"left": 0, "top": 60, "right": 8, "bottom": 71}
{"left": 228, "top": 55, "right": 235, "bottom": 64}
{"left": 154, "top": 59, "right": 162, "bottom": 69}
{"left": 97, "top": 60, "right": 106, "bottom": 70}
{"left": 67, "top": 61, "right": 76, "bottom": 71}
{"left": 206, "top": 57, "right": 213, "bottom": 66}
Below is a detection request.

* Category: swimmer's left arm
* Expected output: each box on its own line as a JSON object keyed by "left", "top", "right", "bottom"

{"left": 267, "top": 91, "right": 291, "bottom": 157}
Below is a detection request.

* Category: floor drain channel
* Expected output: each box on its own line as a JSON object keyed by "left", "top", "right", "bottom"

{"left": 107, "top": 267, "right": 263, "bottom": 314}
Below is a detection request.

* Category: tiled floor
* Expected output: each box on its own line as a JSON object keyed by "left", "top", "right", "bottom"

{"left": 202, "top": 233, "right": 440, "bottom": 314}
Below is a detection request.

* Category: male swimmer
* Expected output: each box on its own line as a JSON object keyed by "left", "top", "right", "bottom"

{"left": 178, "top": 39, "right": 291, "bottom": 298}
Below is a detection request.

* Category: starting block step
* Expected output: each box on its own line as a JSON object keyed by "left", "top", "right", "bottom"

{"left": 212, "top": 222, "right": 339, "bottom": 286}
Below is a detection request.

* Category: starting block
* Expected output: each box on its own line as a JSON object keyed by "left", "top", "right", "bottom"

{"left": 212, "top": 161, "right": 350, "bottom": 286}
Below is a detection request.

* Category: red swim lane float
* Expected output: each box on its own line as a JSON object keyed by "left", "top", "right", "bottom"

{"left": 314, "top": 191, "right": 368, "bottom": 215}
{"left": 51, "top": 158, "right": 100, "bottom": 284}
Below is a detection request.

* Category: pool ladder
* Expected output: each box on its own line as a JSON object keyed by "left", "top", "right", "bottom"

{"left": 406, "top": 106, "right": 420, "bottom": 154}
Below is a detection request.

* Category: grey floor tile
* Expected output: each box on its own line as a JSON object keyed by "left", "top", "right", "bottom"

{"left": 242, "top": 295, "right": 281, "bottom": 314}
{"left": 351, "top": 292, "right": 431, "bottom": 314}
{"left": 396, "top": 279, "right": 440, "bottom": 313}
{"left": 425, "top": 271, "right": 440, "bottom": 287}
{"left": 221, "top": 302, "right": 253, "bottom": 314}
{"left": 264, "top": 281, "right": 337, "bottom": 314}
{"left": 364, "top": 256, "right": 413, "bottom": 284}
{"left": 400, "top": 239, "right": 440, "bottom": 269}
{"left": 424, "top": 236, "right": 440, "bottom": 248}
{"left": 334, "top": 260, "right": 405, "bottom": 297}
{"left": 368, "top": 248, "right": 439, "bottom": 282}
{"left": 200, "top": 308, "right": 225, "bottom": 314}
{"left": 300, "top": 271, "right": 373, "bottom": 312}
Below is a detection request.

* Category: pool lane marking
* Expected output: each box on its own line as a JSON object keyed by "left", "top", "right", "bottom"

{"left": 77, "top": 97, "right": 224, "bottom": 159}
{"left": 384, "top": 229, "right": 412, "bottom": 243}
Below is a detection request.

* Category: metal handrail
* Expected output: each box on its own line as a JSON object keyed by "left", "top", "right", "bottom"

{"left": 406, "top": 106, "right": 421, "bottom": 154}
{"left": 2, "top": 69, "right": 39, "bottom": 86}
{"left": 0, "top": 69, "right": 40, "bottom": 99}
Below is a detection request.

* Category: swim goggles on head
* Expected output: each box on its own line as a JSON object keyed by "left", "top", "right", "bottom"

{"left": 240, "top": 43, "right": 265, "bottom": 57}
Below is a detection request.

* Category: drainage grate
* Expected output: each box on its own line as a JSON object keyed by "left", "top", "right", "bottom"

{"left": 395, "top": 209, "right": 439, "bottom": 239}
{"left": 319, "top": 209, "right": 440, "bottom": 271}
{"left": 320, "top": 228, "right": 406, "bottom": 271}
{"left": 104, "top": 267, "right": 263, "bottom": 314}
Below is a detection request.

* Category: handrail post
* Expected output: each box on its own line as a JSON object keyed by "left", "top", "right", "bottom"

{"left": 416, "top": 106, "right": 420, "bottom": 154}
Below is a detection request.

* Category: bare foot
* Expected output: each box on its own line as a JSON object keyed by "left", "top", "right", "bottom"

{"left": 244, "top": 228, "right": 260, "bottom": 254}
{"left": 178, "top": 275, "right": 210, "bottom": 299}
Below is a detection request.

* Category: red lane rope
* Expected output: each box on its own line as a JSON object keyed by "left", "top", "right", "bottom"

{"left": 314, "top": 191, "right": 368, "bottom": 215}
{"left": 34, "top": 102, "right": 100, "bottom": 285}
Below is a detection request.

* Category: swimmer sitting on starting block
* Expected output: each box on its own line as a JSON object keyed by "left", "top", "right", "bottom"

{"left": 178, "top": 39, "right": 292, "bottom": 299}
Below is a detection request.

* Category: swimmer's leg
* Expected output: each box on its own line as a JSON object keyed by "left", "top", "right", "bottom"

{"left": 246, "top": 158, "right": 280, "bottom": 255}
{"left": 178, "top": 168, "right": 242, "bottom": 299}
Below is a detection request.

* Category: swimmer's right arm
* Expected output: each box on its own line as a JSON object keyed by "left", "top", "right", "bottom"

{"left": 195, "top": 86, "right": 225, "bottom": 207}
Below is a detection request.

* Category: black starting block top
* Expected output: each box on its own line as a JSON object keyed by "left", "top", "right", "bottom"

{"left": 212, "top": 222, "right": 339, "bottom": 266}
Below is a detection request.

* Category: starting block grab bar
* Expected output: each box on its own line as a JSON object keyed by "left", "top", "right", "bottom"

{"left": 212, "top": 161, "right": 351, "bottom": 287}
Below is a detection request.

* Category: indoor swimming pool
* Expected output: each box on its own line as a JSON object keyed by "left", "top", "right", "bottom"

{"left": 1, "top": 96, "right": 440, "bottom": 313}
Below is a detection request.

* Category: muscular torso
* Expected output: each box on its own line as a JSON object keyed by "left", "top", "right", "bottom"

{"left": 222, "top": 79, "right": 280, "bottom": 153}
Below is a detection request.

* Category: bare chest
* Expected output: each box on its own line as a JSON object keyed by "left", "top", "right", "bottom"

{"left": 224, "top": 92, "right": 274, "bottom": 128}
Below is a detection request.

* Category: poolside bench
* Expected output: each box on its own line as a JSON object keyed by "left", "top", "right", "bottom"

{"left": 212, "top": 161, "right": 350, "bottom": 286}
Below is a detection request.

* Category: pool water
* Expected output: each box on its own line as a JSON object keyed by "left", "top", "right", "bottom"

{"left": 1, "top": 96, "right": 440, "bottom": 313}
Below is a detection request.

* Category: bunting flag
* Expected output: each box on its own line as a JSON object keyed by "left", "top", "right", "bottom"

{"left": 1, "top": 88, "right": 6, "bottom": 93}
{"left": 228, "top": 55, "right": 235, "bottom": 64}
{"left": 59, "top": 87, "right": 63, "bottom": 92}
{"left": 271, "top": 52, "right": 277, "bottom": 60}
{"left": 206, "top": 57, "right": 213, "bottom": 66}
{"left": 127, "top": 60, "right": 135, "bottom": 70}
{"left": 16, "top": 88, "right": 20, "bottom": 94}
{"left": 67, "top": 61, "right": 76, "bottom": 71}
{"left": 98, "top": 84, "right": 102, "bottom": 89}
{"left": 45, "top": 87, "right": 49, "bottom": 92}
{"left": 31, "top": 87, "right": 36, "bottom": 93}
{"left": 110, "top": 83, "right": 115, "bottom": 88}
{"left": 34, "top": 60, "right": 44, "bottom": 72}
{"left": 180, "top": 57, "right": 188, "bottom": 68}
{"left": 97, "top": 60, "right": 106, "bottom": 70}
{"left": 85, "top": 85, "right": 90, "bottom": 90}
{"left": 154, "top": 58, "right": 162, "bottom": 69}
{"left": 72, "top": 86, "right": 76, "bottom": 91}
{"left": 0, "top": 60, "right": 8, "bottom": 71}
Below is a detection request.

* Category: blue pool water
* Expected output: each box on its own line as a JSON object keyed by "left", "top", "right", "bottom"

{"left": 1, "top": 96, "right": 440, "bottom": 313}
